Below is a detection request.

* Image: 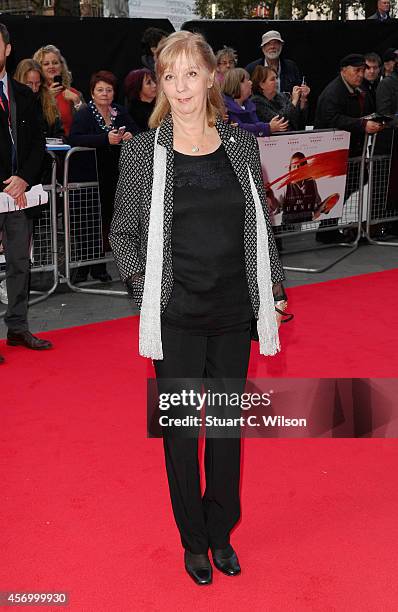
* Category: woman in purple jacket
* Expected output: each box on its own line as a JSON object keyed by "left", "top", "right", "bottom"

{"left": 222, "top": 68, "right": 288, "bottom": 136}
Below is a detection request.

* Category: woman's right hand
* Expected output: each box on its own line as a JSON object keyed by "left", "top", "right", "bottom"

{"left": 108, "top": 130, "right": 123, "bottom": 145}
{"left": 48, "top": 82, "right": 64, "bottom": 97}
{"left": 270, "top": 116, "right": 289, "bottom": 133}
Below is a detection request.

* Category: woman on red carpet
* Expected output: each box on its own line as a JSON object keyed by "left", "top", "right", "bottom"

{"left": 110, "top": 31, "right": 288, "bottom": 585}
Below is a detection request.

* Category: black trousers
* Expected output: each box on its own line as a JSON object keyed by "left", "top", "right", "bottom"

{"left": 154, "top": 324, "right": 251, "bottom": 554}
{"left": 0, "top": 210, "right": 32, "bottom": 331}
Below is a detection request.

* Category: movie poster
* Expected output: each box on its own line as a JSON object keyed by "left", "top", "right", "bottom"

{"left": 258, "top": 131, "right": 350, "bottom": 226}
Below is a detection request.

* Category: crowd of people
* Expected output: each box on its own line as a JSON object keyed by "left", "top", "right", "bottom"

{"left": 1, "top": 19, "right": 398, "bottom": 354}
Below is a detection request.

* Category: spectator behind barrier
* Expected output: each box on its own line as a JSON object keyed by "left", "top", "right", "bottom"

{"left": 69, "top": 70, "right": 138, "bottom": 284}
{"left": 382, "top": 48, "right": 397, "bottom": 78}
{"left": 141, "top": 27, "right": 169, "bottom": 73}
{"left": 222, "top": 67, "right": 288, "bottom": 136}
{"left": 14, "top": 59, "right": 64, "bottom": 140}
{"left": 124, "top": 68, "right": 156, "bottom": 132}
{"left": 215, "top": 46, "right": 238, "bottom": 84}
{"left": 368, "top": 0, "right": 391, "bottom": 20}
{"left": 376, "top": 61, "right": 398, "bottom": 122}
{"left": 251, "top": 65, "right": 310, "bottom": 131}
{"left": 315, "top": 53, "right": 380, "bottom": 156}
{"left": 33, "top": 44, "right": 84, "bottom": 137}
{"left": 362, "top": 52, "right": 382, "bottom": 107}
{"left": 245, "top": 30, "right": 301, "bottom": 95}
{"left": 314, "top": 53, "right": 382, "bottom": 243}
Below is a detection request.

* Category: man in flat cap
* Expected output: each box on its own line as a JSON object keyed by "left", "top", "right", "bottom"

{"left": 314, "top": 54, "right": 382, "bottom": 243}
{"left": 245, "top": 30, "right": 301, "bottom": 94}
{"left": 315, "top": 54, "right": 381, "bottom": 155}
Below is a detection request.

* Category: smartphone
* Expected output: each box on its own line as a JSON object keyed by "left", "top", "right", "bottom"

{"left": 53, "top": 75, "right": 63, "bottom": 86}
{"left": 117, "top": 126, "right": 126, "bottom": 136}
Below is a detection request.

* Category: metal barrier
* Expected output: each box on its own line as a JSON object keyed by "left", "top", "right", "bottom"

{"left": 0, "top": 153, "right": 59, "bottom": 316}
{"left": 62, "top": 147, "right": 126, "bottom": 296}
{"left": 364, "top": 128, "right": 398, "bottom": 247}
{"left": 276, "top": 134, "right": 369, "bottom": 274}
{"left": 3, "top": 130, "right": 391, "bottom": 315}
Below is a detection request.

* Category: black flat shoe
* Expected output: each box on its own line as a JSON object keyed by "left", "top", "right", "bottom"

{"left": 7, "top": 331, "right": 52, "bottom": 350}
{"left": 211, "top": 545, "right": 241, "bottom": 576}
{"left": 184, "top": 550, "right": 212, "bottom": 585}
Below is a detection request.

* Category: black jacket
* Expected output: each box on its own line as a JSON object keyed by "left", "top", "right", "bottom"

{"left": 245, "top": 57, "right": 301, "bottom": 94}
{"left": 367, "top": 11, "right": 390, "bottom": 19}
{"left": 362, "top": 77, "right": 380, "bottom": 109}
{"left": 0, "top": 77, "right": 46, "bottom": 190}
{"left": 251, "top": 92, "right": 306, "bottom": 130}
{"left": 68, "top": 103, "right": 138, "bottom": 148}
{"left": 314, "top": 75, "right": 375, "bottom": 156}
{"left": 68, "top": 103, "right": 139, "bottom": 206}
{"left": 376, "top": 72, "right": 398, "bottom": 118}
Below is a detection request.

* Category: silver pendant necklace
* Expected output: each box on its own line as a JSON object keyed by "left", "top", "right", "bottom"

{"left": 191, "top": 144, "right": 200, "bottom": 153}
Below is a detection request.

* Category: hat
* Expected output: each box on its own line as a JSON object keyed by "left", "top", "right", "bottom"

{"left": 340, "top": 54, "right": 366, "bottom": 68}
{"left": 260, "top": 30, "right": 284, "bottom": 48}
{"left": 383, "top": 48, "right": 396, "bottom": 62}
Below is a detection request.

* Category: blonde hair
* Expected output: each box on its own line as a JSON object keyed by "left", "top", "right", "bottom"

{"left": 14, "top": 58, "right": 60, "bottom": 127}
{"left": 33, "top": 44, "right": 72, "bottom": 88}
{"left": 149, "top": 30, "right": 225, "bottom": 128}
{"left": 221, "top": 68, "right": 250, "bottom": 99}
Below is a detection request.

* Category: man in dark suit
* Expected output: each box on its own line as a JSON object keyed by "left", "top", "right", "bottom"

{"left": 0, "top": 23, "right": 52, "bottom": 364}
{"left": 245, "top": 30, "right": 301, "bottom": 95}
{"left": 368, "top": 0, "right": 391, "bottom": 20}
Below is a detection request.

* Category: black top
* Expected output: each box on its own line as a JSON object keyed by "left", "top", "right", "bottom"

{"left": 162, "top": 144, "right": 253, "bottom": 335}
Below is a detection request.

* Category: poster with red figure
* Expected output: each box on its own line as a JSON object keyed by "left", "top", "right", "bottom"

{"left": 258, "top": 130, "right": 350, "bottom": 226}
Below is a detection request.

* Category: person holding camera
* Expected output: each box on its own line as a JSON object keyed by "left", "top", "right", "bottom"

{"left": 33, "top": 45, "right": 83, "bottom": 136}
{"left": 69, "top": 70, "right": 137, "bottom": 282}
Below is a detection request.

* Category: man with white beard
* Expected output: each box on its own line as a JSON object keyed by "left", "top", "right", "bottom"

{"left": 245, "top": 30, "right": 301, "bottom": 95}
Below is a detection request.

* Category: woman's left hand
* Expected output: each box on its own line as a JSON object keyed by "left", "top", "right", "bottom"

{"left": 122, "top": 132, "right": 133, "bottom": 141}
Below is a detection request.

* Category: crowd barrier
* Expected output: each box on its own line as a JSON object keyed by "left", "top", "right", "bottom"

{"left": 365, "top": 129, "right": 398, "bottom": 247}
{"left": 62, "top": 147, "right": 126, "bottom": 297}
{"left": 1, "top": 130, "right": 397, "bottom": 317}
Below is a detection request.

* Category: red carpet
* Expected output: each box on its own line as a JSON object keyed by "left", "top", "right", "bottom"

{"left": 2, "top": 269, "right": 398, "bottom": 611}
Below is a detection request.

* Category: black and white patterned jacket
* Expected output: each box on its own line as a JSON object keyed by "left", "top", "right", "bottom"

{"left": 109, "top": 116, "right": 284, "bottom": 318}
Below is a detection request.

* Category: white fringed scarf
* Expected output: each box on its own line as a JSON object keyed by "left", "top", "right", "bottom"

{"left": 139, "top": 127, "right": 280, "bottom": 360}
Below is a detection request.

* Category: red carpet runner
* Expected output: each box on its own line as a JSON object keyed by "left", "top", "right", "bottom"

{"left": 1, "top": 269, "right": 398, "bottom": 611}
